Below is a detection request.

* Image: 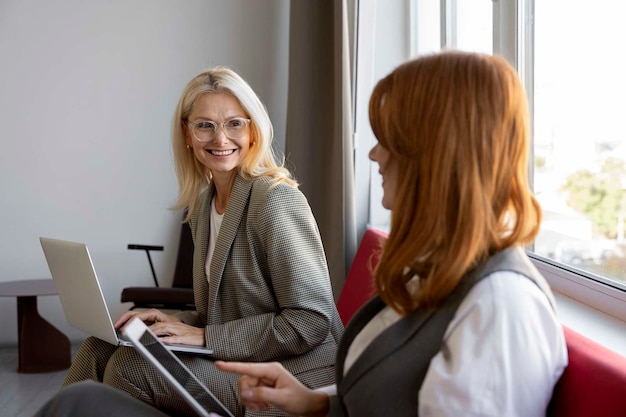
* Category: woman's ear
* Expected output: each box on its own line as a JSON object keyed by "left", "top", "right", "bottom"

{"left": 182, "top": 122, "right": 193, "bottom": 148}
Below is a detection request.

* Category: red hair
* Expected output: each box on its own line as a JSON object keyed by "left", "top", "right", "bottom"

{"left": 369, "top": 51, "right": 541, "bottom": 314}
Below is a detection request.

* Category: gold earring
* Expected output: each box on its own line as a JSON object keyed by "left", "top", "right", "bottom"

{"left": 186, "top": 145, "right": 191, "bottom": 150}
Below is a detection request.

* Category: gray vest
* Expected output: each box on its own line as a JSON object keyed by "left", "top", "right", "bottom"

{"left": 329, "top": 247, "right": 555, "bottom": 417}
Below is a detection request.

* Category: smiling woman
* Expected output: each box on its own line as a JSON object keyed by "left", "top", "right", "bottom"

{"left": 59, "top": 66, "right": 344, "bottom": 417}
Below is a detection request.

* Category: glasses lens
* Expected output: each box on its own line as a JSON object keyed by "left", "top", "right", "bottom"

{"left": 192, "top": 121, "right": 217, "bottom": 142}
{"left": 224, "top": 118, "right": 248, "bottom": 139}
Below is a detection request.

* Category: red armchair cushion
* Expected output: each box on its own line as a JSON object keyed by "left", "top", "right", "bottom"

{"left": 548, "top": 325, "right": 626, "bottom": 416}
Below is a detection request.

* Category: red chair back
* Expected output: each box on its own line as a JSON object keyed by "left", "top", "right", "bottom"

{"left": 547, "top": 325, "right": 626, "bottom": 416}
{"left": 337, "top": 228, "right": 388, "bottom": 325}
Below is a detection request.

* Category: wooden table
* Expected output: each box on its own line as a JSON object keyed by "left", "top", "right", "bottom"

{"left": 0, "top": 279, "right": 71, "bottom": 373}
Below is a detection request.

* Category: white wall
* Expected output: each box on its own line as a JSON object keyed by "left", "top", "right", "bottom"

{"left": 0, "top": 0, "right": 289, "bottom": 345}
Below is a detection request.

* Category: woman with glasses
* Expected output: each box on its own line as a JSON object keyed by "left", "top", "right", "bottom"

{"left": 60, "top": 67, "right": 343, "bottom": 417}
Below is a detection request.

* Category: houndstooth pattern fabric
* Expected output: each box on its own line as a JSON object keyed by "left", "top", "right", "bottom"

{"left": 63, "top": 174, "right": 344, "bottom": 417}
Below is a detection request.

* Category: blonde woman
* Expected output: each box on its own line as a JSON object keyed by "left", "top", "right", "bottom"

{"left": 61, "top": 67, "right": 343, "bottom": 417}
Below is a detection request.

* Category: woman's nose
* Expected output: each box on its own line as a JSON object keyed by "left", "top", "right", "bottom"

{"left": 213, "top": 128, "right": 229, "bottom": 143}
{"left": 369, "top": 143, "right": 378, "bottom": 161}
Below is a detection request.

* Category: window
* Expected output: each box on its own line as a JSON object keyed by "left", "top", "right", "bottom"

{"left": 410, "top": 0, "right": 492, "bottom": 56}
{"left": 533, "top": 0, "right": 626, "bottom": 291}
{"left": 361, "top": 0, "right": 626, "bottom": 322}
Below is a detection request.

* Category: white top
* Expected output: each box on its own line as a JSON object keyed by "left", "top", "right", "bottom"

{"left": 204, "top": 198, "right": 224, "bottom": 284}
{"left": 325, "top": 271, "right": 568, "bottom": 417}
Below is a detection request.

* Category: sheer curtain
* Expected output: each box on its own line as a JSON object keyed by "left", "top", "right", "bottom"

{"left": 285, "top": 0, "right": 356, "bottom": 297}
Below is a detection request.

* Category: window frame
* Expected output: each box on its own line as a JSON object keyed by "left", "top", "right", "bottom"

{"left": 355, "top": 0, "right": 626, "bottom": 323}
{"left": 529, "top": 253, "right": 626, "bottom": 321}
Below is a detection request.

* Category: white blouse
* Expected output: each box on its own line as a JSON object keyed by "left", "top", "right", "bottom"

{"left": 326, "top": 271, "right": 568, "bottom": 417}
{"left": 204, "top": 198, "right": 224, "bottom": 284}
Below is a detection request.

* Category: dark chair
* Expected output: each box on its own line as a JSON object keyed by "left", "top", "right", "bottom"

{"left": 121, "top": 219, "right": 195, "bottom": 311}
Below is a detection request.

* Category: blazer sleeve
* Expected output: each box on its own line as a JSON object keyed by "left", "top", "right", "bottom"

{"left": 203, "top": 182, "right": 339, "bottom": 361}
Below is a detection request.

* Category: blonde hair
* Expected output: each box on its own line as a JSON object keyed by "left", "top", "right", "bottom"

{"left": 369, "top": 51, "right": 542, "bottom": 314}
{"left": 170, "top": 66, "right": 296, "bottom": 219}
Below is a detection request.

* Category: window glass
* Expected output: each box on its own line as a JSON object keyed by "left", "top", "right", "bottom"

{"left": 415, "top": 0, "right": 440, "bottom": 54}
{"left": 533, "top": 0, "right": 626, "bottom": 288}
{"left": 455, "top": 0, "right": 493, "bottom": 54}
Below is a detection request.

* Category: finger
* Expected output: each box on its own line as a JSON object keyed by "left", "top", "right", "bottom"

{"left": 215, "top": 361, "right": 283, "bottom": 380}
{"left": 241, "top": 385, "right": 289, "bottom": 411}
{"left": 139, "top": 308, "right": 164, "bottom": 322}
{"left": 236, "top": 378, "right": 270, "bottom": 412}
{"left": 150, "top": 322, "right": 194, "bottom": 337}
{"left": 241, "top": 398, "right": 270, "bottom": 413}
{"left": 149, "top": 322, "right": 174, "bottom": 336}
{"left": 238, "top": 374, "right": 260, "bottom": 390}
{"left": 116, "top": 309, "right": 161, "bottom": 329}
{"left": 133, "top": 309, "right": 168, "bottom": 325}
{"left": 114, "top": 311, "right": 136, "bottom": 329}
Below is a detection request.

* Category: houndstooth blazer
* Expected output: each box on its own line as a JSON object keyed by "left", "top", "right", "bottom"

{"left": 176, "top": 174, "right": 343, "bottom": 375}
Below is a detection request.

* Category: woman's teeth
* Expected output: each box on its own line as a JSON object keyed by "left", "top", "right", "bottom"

{"left": 210, "top": 149, "right": 235, "bottom": 156}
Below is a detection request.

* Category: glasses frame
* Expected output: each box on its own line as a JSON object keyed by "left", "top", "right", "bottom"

{"left": 187, "top": 117, "right": 251, "bottom": 143}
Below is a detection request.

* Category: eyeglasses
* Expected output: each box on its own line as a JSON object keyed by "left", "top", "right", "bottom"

{"left": 188, "top": 117, "right": 251, "bottom": 142}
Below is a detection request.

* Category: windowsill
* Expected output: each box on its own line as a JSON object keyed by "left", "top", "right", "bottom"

{"left": 552, "top": 291, "right": 626, "bottom": 358}
{"left": 528, "top": 254, "right": 626, "bottom": 358}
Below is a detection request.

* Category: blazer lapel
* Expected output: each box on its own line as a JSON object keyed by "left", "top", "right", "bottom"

{"left": 207, "top": 175, "right": 252, "bottom": 319}
{"left": 192, "top": 185, "right": 214, "bottom": 324}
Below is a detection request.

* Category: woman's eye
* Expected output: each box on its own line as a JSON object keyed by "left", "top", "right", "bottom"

{"left": 226, "top": 119, "right": 243, "bottom": 128}
{"left": 197, "top": 121, "right": 216, "bottom": 131}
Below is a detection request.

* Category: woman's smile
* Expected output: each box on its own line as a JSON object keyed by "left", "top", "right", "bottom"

{"left": 207, "top": 149, "right": 236, "bottom": 157}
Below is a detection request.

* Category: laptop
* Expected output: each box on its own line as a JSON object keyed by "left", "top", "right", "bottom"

{"left": 123, "top": 317, "right": 233, "bottom": 417}
{"left": 39, "top": 237, "right": 213, "bottom": 355}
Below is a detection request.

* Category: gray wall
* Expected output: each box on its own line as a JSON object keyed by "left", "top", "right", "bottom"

{"left": 0, "top": 0, "right": 289, "bottom": 345}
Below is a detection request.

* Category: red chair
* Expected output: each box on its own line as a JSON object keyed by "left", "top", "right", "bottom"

{"left": 336, "top": 228, "right": 388, "bottom": 325}
{"left": 548, "top": 325, "right": 626, "bottom": 416}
